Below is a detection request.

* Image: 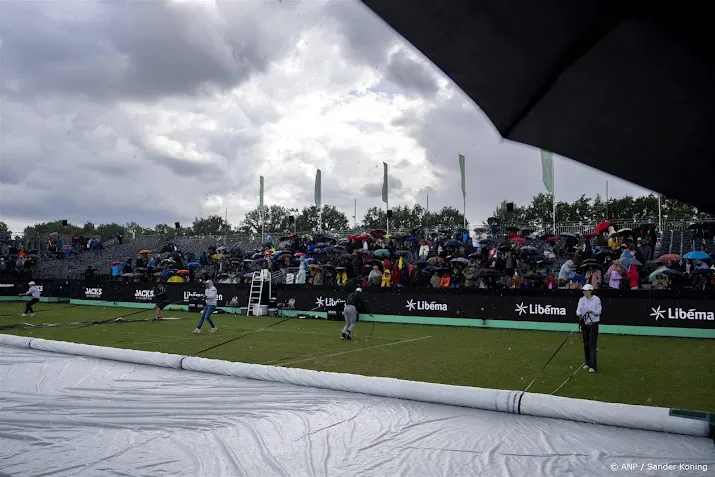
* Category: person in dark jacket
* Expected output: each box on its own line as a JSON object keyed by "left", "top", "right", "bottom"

{"left": 341, "top": 287, "right": 373, "bottom": 340}
{"left": 153, "top": 284, "right": 169, "bottom": 320}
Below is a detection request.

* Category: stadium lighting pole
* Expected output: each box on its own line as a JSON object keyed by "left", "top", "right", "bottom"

{"left": 658, "top": 194, "right": 663, "bottom": 232}
{"left": 353, "top": 199, "right": 357, "bottom": 228}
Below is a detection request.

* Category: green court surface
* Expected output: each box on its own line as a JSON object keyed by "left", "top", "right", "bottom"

{"left": 0, "top": 302, "right": 712, "bottom": 412}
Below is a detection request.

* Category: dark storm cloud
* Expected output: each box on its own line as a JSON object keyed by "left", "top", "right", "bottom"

{"left": 149, "top": 155, "right": 224, "bottom": 179}
{"left": 383, "top": 49, "right": 439, "bottom": 97}
{"left": 361, "top": 177, "right": 403, "bottom": 198}
{"left": 0, "top": 1, "right": 312, "bottom": 102}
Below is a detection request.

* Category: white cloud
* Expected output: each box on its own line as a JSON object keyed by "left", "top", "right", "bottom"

{"left": 0, "top": 0, "right": 651, "bottom": 237}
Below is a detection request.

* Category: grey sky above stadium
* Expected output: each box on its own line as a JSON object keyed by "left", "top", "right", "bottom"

{"left": 0, "top": 0, "right": 651, "bottom": 235}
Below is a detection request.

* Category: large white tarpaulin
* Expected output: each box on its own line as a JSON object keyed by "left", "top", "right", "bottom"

{"left": 1, "top": 344, "right": 713, "bottom": 476}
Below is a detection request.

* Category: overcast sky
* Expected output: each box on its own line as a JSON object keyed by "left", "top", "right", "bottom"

{"left": 0, "top": 0, "right": 652, "bottom": 235}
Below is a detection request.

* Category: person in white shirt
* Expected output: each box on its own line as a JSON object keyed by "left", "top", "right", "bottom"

{"left": 19, "top": 281, "right": 41, "bottom": 317}
{"left": 576, "top": 284, "right": 602, "bottom": 373}
{"left": 194, "top": 280, "right": 217, "bottom": 333}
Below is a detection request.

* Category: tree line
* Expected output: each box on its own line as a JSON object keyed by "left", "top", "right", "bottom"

{"left": 0, "top": 204, "right": 467, "bottom": 242}
{"left": 492, "top": 193, "right": 700, "bottom": 224}
{"left": 0, "top": 193, "right": 703, "bottom": 242}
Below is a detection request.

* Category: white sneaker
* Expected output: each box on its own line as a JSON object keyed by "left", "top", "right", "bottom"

{"left": 21, "top": 313, "right": 27, "bottom": 317}
{"left": 30, "top": 313, "right": 35, "bottom": 317}
{"left": 193, "top": 328, "right": 201, "bottom": 334}
{"left": 583, "top": 365, "right": 590, "bottom": 370}
{"left": 210, "top": 327, "right": 217, "bottom": 334}
{"left": 588, "top": 368, "right": 596, "bottom": 373}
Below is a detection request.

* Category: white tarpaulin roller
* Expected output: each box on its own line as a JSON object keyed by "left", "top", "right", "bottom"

{"left": 1, "top": 338, "right": 713, "bottom": 476}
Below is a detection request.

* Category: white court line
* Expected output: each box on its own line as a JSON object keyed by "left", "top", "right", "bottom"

{"left": 278, "top": 336, "right": 432, "bottom": 366}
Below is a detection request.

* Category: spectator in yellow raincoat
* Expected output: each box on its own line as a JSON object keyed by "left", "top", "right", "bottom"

{"left": 336, "top": 267, "right": 347, "bottom": 286}
{"left": 381, "top": 267, "right": 392, "bottom": 287}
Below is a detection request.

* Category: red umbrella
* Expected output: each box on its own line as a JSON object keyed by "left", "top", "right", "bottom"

{"left": 176, "top": 269, "right": 190, "bottom": 275}
{"left": 658, "top": 254, "right": 682, "bottom": 263}
{"left": 110, "top": 261, "right": 121, "bottom": 265}
{"left": 545, "top": 237, "right": 561, "bottom": 243}
{"left": 594, "top": 221, "right": 611, "bottom": 233}
{"left": 583, "top": 232, "right": 599, "bottom": 238}
{"left": 511, "top": 237, "right": 526, "bottom": 244}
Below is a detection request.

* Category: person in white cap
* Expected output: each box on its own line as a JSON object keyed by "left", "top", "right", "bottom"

{"left": 19, "top": 281, "right": 41, "bottom": 317}
{"left": 576, "top": 284, "right": 602, "bottom": 373}
{"left": 194, "top": 280, "right": 217, "bottom": 333}
{"left": 341, "top": 287, "right": 373, "bottom": 340}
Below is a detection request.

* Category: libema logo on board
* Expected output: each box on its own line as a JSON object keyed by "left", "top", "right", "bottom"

{"left": 650, "top": 306, "right": 715, "bottom": 321}
{"left": 405, "top": 299, "right": 447, "bottom": 312}
{"left": 315, "top": 296, "right": 345, "bottom": 308}
{"left": 515, "top": 302, "right": 567, "bottom": 316}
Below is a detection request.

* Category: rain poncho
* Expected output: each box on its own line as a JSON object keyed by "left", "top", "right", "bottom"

{"left": 558, "top": 260, "right": 575, "bottom": 281}
{"left": 296, "top": 258, "right": 307, "bottom": 284}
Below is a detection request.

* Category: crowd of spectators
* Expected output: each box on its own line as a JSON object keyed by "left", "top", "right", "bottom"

{"left": 47, "top": 233, "right": 105, "bottom": 259}
{"left": 89, "top": 219, "right": 715, "bottom": 293}
{"left": 0, "top": 239, "right": 38, "bottom": 277}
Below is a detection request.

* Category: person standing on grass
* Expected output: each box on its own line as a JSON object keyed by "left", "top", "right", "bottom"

{"left": 576, "top": 284, "right": 602, "bottom": 373}
{"left": 341, "top": 287, "right": 373, "bottom": 340}
{"left": 194, "top": 280, "right": 217, "bottom": 334}
{"left": 19, "top": 281, "right": 41, "bottom": 317}
{"left": 153, "top": 283, "right": 168, "bottom": 320}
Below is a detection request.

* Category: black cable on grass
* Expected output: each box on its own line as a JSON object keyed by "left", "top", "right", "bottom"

{"left": 0, "top": 299, "right": 120, "bottom": 318}
{"left": 523, "top": 328, "right": 578, "bottom": 393}
{"left": 0, "top": 316, "right": 184, "bottom": 332}
{"left": 194, "top": 316, "right": 294, "bottom": 356}
{"left": 64, "top": 299, "right": 186, "bottom": 331}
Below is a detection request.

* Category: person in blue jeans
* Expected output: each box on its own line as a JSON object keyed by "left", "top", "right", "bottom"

{"left": 194, "top": 280, "right": 218, "bottom": 334}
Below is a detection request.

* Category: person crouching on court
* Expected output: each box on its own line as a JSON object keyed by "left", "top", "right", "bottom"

{"left": 341, "top": 287, "right": 373, "bottom": 340}
{"left": 576, "top": 284, "right": 601, "bottom": 373}
{"left": 194, "top": 280, "right": 217, "bottom": 334}
{"left": 19, "top": 281, "right": 41, "bottom": 317}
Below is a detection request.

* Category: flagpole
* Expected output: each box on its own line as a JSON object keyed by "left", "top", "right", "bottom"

{"left": 552, "top": 160, "right": 556, "bottom": 234}
{"left": 386, "top": 197, "right": 390, "bottom": 235}
{"left": 261, "top": 205, "right": 265, "bottom": 242}
{"left": 463, "top": 195, "right": 466, "bottom": 228}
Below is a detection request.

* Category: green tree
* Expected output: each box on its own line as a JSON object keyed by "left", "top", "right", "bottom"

{"left": 0, "top": 221, "right": 10, "bottom": 237}
{"left": 95, "top": 223, "right": 128, "bottom": 240}
{"left": 361, "top": 204, "right": 431, "bottom": 230}
{"left": 23, "top": 220, "right": 84, "bottom": 239}
{"left": 492, "top": 200, "right": 529, "bottom": 223}
{"left": 189, "top": 215, "right": 232, "bottom": 236}
{"left": 124, "top": 221, "right": 154, "bottom": 237}
{"left": 428, "top": 206, "right": 468, "bottom": 229}
{"left": 154, "top": 224, "right": 174, "bottom": 235}
{"left": 296, "top": 205, "right": 349, "bottom": 232}
{"left": 361, "top": 207, "right": 386, "bottom": 230}
{"left": 239, "top": 205, "right": 292, "bottom": 235}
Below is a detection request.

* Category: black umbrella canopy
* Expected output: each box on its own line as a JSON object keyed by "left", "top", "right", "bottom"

{"left": 361, "top": 1, "right": 715, "bottom": 213}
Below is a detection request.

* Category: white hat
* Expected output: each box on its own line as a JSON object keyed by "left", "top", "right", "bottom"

{"left": 583, "top": 284, "right": 594, "bottom": 291}
{"left": 28, "top": 281, "right": 35, "bottom": 286}
{"left": 355, "top": 287, "right": 362, "bottom": 293}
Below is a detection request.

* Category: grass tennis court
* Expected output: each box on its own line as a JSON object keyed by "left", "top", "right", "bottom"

{"left": 1, "top": 302, "right": 712, "bottom": 412}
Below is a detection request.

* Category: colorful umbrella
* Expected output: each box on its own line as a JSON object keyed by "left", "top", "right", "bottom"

{"left": 138, "top": 249, "right": 150, "bottom": 254}
{"left": 683, "top": 251, "right": 711, "bottom": 260}
{"left": 594, "top": 221, "right": 611, "bottom": 233}
{"left": 658, "top": 254, "right": 682, "bottom": 262}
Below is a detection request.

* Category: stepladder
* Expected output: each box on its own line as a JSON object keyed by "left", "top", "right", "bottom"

{"left": 246, "top": 269, "right": 271, "bottom": 315}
